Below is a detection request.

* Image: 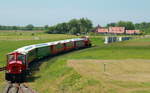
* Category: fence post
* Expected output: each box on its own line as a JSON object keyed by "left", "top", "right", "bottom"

{"left": 104, "top": 63, "right": 106, "bottom": 72}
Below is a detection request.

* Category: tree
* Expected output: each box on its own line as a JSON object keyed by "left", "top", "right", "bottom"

{"left": 117, "top": 21, "right": 135, "bottom": 30}
{"left": 44, "top": 25, "right": 49, "bottom": 30}
{"left": 70, "top": 27, "right": 78, "bottom": 35}
{"left": 46, "top": 18, "right": 93, "bottom": 35}
{"left": 80, "top": 18, "right": 93, "bottom": 34}
{"left": 25, "top": 24, "right": 34, "bottom": 30}
{"left": 12, "top": 26, "right": 17, "bottom": 30}
{"left": 107, "top": 23, "right": 116, "bottom": 27}
{"left": 46, "top": 26, "right": 56, "bottom": 34}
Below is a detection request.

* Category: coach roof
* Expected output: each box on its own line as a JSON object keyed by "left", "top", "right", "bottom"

{"left": 14, "top": 38, "right": 85, "bottom": 54}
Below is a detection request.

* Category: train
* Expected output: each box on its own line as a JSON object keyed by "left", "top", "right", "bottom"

{"left": 5, "top": 37, "right": 91, "bottom": 82}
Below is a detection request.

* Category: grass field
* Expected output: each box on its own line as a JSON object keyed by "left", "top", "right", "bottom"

{"left": 1, "top": 32, "right": 150, "bottom": 93}
{"left": 68, "top": 59, "right": 150, "bottom": 93}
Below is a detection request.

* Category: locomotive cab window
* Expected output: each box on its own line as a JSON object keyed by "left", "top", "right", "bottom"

{"left": 8, "top": 54, "right": 15, "bottom": 62}
{"left": 17, "top": 54, "right": 25, "bottom": 64}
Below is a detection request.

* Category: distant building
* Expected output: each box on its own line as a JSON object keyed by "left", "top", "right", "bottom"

{"left": 126, "top": 30, "right": 141, "bottom": 35}
{"left": 109, "top": 27, "right": 125, "bottom": 34}
{"left": 126, "top": 30, "right": 135, "bottom": 35}
{"left": 97, "top": 27, "right": 108, "bottom": 34}
{"left": 94, "top": 25, "right": 108, "bottom": 34}
{"left": 94, "top": 25, "right": 141, "bottom": 35}
{"left": 134, "top": 30, "right": 141, "bottom": 35}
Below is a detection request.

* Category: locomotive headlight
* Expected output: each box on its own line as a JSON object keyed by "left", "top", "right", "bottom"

{"left": 19, "top": 69, "right": 22, "bottom": 72}
{"left": 7, "top": 70, "right": 11, "bottom": 73}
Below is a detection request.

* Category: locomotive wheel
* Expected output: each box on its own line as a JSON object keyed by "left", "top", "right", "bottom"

{"left": 16, "top": 74, "right": 25, "bottom": 82}
{"left": 21, "top": 72, "right": 26, "bottom": 82}
{"left": 89, "top": 43, "right": 92, "bottom": 47}
{"left": 5, "top": 73, "right": 26, "bottom": 82}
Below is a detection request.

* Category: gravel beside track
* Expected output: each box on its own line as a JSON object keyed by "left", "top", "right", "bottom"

{"left": 3, "top": 82, "right": 37, "bottom": 93}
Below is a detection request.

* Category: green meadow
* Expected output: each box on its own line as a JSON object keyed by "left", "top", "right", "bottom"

{"left": 1, "top": 31, "right": 150, "bottom": 93}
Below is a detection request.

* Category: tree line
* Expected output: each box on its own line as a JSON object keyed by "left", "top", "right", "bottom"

{"left": 0, "top": 24, "right": 47, "bottom": 31}
{"left": 46, "top": 18, "right": 93, "bottom": 35}
{"left": 0, "top": 18, "right": 93, "bottom": 35}
{"left": 0, "top": 19, "right": 150, "bottom": 34}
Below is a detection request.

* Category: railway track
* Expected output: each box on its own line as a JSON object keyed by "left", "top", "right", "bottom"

{"left": 0, "top": 67, "right": 6, "bottom": 71}
{"left": 3, "top": 82, "right": 37, "bottom": 93}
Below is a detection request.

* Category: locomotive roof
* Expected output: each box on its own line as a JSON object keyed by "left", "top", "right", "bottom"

{"left": 13, "top": 38, "right": 86, "bottom": 54}
{"left": 15, "top": 43, "right": 51, "bottom": 54}
{"left": 73, "top": 38, "right": 85, "bottom": 41}
{"left": 15, "top": 45, "right": 36, "bottom": 54}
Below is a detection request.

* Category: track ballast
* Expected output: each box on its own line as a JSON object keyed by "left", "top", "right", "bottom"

{"left": 3, "top": 82, "right": 37, "bottom": 93}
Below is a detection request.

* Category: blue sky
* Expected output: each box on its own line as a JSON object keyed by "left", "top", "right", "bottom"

{"left": 0, "top": 0, "right": 149, "bottom": 26}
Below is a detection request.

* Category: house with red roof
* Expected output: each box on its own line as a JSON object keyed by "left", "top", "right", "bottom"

{"left": 97, "top": 28, "right": 108, "bottom": 34}
{"left": 94, "top": 25, "right": 141, "bottom": 35}
{"left": 109, "top": 27, "right": 125, "bottom": 34}
{"left": 126, "top": 30, "right": 141, "bottom": 35}
{"left": 134, "top": 30, "right": 141, "bottom": 35}
{"left": 126, "top": 30, "right": 135, "bottom": 35}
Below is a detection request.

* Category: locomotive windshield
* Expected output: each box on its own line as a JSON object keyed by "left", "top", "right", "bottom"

{"left": 7, "top": 53, "right": 25, "bottom": 64}
{"left": 8, "top": 54, "right": 15, "bottom": 62}
{"left": 17, "top": 54, "right": 25, "bottom": 64}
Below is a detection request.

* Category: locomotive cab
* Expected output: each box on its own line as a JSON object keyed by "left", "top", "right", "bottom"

{"left": 82, "top": 36, "right": 92, "bottom": 47}
{"left": 5, "top": 52, "right": 26, "bottom": 82}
